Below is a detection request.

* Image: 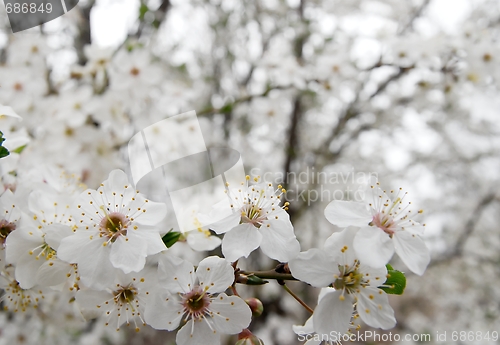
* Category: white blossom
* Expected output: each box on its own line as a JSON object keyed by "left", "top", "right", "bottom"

{"left": 58, "top": 169, "right": 167, "bottom": 288}
{"left": 145, "top": 255, "right": 251, "bottom": 345}
{"left": 324, "top": 178, "right": 430, "bottom": 275}
{"left": 208, "top": 177, "right": 300, "bottom": 262}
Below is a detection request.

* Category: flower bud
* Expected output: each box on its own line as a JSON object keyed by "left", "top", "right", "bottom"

{"left": 236, "top": 329, "right": 264, "bottom": 345}
{"left": 245, "top": 298, "right": 264, "bottom": 317}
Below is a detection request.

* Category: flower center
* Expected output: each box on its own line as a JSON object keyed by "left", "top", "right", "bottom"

{"left": 114, "top": 285, "right": 136, "bottom": 304}
{"left": 241, "top": 203, "right": 267, "bottom": 228}
{"left": 182, "top": 286, "right": 211, "bottom": 320}
{"left": 0, "top": 219, "right": 16, "bottom": 245}
{"left": 99, "top": 211, "right": 129, "bottom": 242}
{"left": 333, "top": 263, "right": 366, "bottom": 293}
{"left": 370, "top": 213, "right": 395, "bottom": 235}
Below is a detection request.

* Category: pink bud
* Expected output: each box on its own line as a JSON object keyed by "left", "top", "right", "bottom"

{"left": 236, "top": 329, "right": 264, "bottom": 345}
{"left": 245, "top": 298, "right": 264, "bottom": 317}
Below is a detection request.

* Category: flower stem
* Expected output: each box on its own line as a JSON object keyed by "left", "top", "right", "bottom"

{"left": 239, "top": 270, "right": 296, "bottom": 281}
{"left": 282, "top": 284, "right": 314, "bottom": 314}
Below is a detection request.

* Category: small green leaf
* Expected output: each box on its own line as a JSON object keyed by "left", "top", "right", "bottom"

{"left": 0, "top": 131, "right": 9, "bottom": 159}
{"left": 242, "top": 274, "right": 269, "bottom": 285}
{"left": 138, "top": 3, "right": 149, "bottom": 20}
{"left": 12, "top": 144, "right": 27, "bottom": 154}
{"left": 0, "top": 146, "right": 9, "bottom": 159}
{"left": 219, "top": 103, "right": 233, "bottom": 114}
{"left": 162, "top": 231, "right": 181, "bottom": 248}
{"left": 380, "top": 264, "right": 406, "bottom": 295}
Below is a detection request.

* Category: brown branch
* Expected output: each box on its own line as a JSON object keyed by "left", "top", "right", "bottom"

{"left": 283, "top": 97, "right": 302, "bottom": 187}
{"left": 74, "top": 0, "right": 95, "bottom": 66}
{"left": 430, "top": 192, "right": 498, "bottom": 267}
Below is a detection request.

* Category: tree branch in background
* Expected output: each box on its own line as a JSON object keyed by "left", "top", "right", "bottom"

{"left": 74, "top": 0, "right": 95, "bottom": 66}
{"left": 283, "top": 97, "right": 302, "bottom": 189}
{"left": 136, "top": 0, "right": 171, "bottom": 38}
{"left": 398, "top": 0, "right": 432, "bottom": 34}
{"left": 430, "top": 192, "right": 498, "bottom": 267}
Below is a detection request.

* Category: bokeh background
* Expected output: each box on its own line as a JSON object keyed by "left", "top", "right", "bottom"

{"left": 0, "top": 0, "right": 499, "bottom": 344}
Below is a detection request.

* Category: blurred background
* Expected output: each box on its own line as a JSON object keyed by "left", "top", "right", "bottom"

{"left": 0, "top": 0, "right": 499, "bottom": 344}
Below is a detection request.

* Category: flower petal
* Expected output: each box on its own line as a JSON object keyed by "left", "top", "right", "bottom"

{"left": 353, "top": 226, "right": 394, "bottom": 268}
{"left": 393, "top": 230, "right": 430, "bottom": 276}
{"left": 110, "top": 235, "right": 147, "bottom": 273}
{"left": 324, "top": 200, "right": 372, "bottom": 227}
{"left": 209, "top": 293, "right": 252, "bottom": 334}
{"left": 259, "top": 211, "right": 300, "bottom": 262}
{"left": 313, "top": 290, "right": 354, "bottom": 337}
{"left": 288, "top": 249, "right": 336, "bottom": 287}
{"left": 324, "top": 227, "right": 359, "bottom": 263}
{"left": 358, "top": 264, "right": 387, "bottom": 287}
{"left": 196, "top": 257, "right": 234, "bottom": 294}
{"left": 208, "top": 209, "right": 241, "bottom": 234}
{"left": 177, "top": 319, "right": 220, "bottom": 345}
{"left": 187, "top": 232, "right": 221, "bottom": 252}
{"left": 36, "top": 259, "right": 72, "bottom": 287}
{"left": 357, "top": 287, "right": 396, "bottom": 329}
{"left": 158, "top": 253, "right": 196, "bottom": 294}
{"left": 59, "top": 232, "right": 117, "bottom": 289}
{"left": 144, "top": 289, "right": 183, "bottom": 331}
{"left": 221, "top": 223, "right": 262, "bottom": 262}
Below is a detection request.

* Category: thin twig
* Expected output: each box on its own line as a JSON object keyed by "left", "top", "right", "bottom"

{"left": 282, "top": 284, "right": 314, "bottom": 314}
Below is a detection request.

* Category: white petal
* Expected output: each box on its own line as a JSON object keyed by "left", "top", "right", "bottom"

{"left": 353, "top": 226, "right": 394, "bottom": 268}
{"left": 5, "top": 216, "right": 43, "bottom": 264}
{"left": 110, "top": 236, "right": 147, "bottom": 273}
{"left": 44, "top": 224, "right": 73, "bottom": 250}
{"left": 288, "top": 249, "right": 336, "bottom": 287}
{"left": 0, "top": 105, "right": 21, "bottom": 119}
{"left": 128, "top": 227, "right": 166, "bottom": 255}
{"left": 158, "top": 253, "right": 196, "bottom": 294}
{"left": 358, "top": 264, "right": 387, "bottom": 287}
{"left": 186, "top": 232, "right": 221, "bottom": 252}
{"left": 208, "top": 209, "right": 241, "bottom": 234}
{"left": 131, "top": 197, "right": 168, "bottom": 226}
{"left": 177, "top": 319, "right": 220, "bottom": 345}
{"left": 36, "top": 259, "right": 72, "bottom": 287}
{"left": 144, "top": 289, "right": 183, "bottom": 331}
{"left": 313, "top": 290, "right": 353, "bottom": 337}
{"left": 221, "top": 223, "right": 262, "bottom": 262}
{"left": 15, "top": 255, "right": 43, "bottom": 289}
{"left": 76, "top": 288, "right": 111, "bottom": 320}
{"left": 102, "top": 169, "right": 131, "bottom": 195}
{"left": 259, "top": 213, "right": 300, "bottom": 262}
{"left": 196, "top": 257, "right": 234, "bottom": 294}
{"left": 59, "top": 233, "right": 117, "bottom": 289}
{"left": 393, "top": 231, "right": 430, "bottom": 276}
{"left": 209, "top": 293, "right": 252, "bottom": 334}
{"left": 317, "top": 287, "right": 337, "bottom": 302}
{"left": 292, "top": 315, "right": 314, "bottom": 335}
{"left": 324, "top": 200, "right": 372, "bottom": 227}
{"left": 324, "top": 227, "right": 358, "bottom": 263}
{"left": 57, "top": 230, "right": 95, "bottom": 264}
{"left": 357, "top": 287, "right": 396, "bottom": 329}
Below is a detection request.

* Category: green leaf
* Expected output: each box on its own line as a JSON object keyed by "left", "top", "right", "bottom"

{"left": 241, "top": 274, "right": 269, "bottom": 285}
{"left": 138, "top": 3, "right": 149, "bottom": 20}
{"left": 380, "top": 264, "right": 406, "bottom": 295}
{"left": 0, "top": 131, "right": 9, "bottom": 159}
{"left": 0, "top": 146, "right": 9, "bottom": 159}
{"left": 12, "top": 144, "right": 27, "bottom": 154}
{"left": 219, "top": 103, "right": 233, "bottom": 114}
{"left": 162, "top": 231, "right": 181, "bottom": 248}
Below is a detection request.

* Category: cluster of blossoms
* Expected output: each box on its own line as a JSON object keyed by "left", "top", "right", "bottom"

{"left": 0, "top": 144, "right": 430, "bottom": 344}
{"left": 7, "top": 0, "right": 500, "bottom": 338}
